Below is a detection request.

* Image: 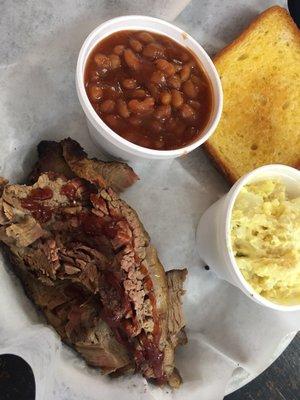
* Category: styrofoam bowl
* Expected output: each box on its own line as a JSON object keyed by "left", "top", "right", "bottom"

{"left": 76, "top": 15, "right": 223, "bottom": 161}
{"left": 196, "top": 164, "right": 300, "bottom": 312}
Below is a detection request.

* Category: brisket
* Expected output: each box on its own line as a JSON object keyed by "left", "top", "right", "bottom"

{"left": 0, "top": 138, "right": 187, "bottom": 387}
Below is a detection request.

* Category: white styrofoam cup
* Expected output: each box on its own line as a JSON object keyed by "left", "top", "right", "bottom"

{"left": 196, "top": 164, "right": 300, "bottom": 312}
{"left": 76, "top": 15, "right": 223, "bottom": 161}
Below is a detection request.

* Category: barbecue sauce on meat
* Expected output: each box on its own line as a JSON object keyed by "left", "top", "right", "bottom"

{"left": 27, "top": 187, "right": 53, "bottom": 200}
{"left": 21, "top": 187, "right": 53, "bottom": 223}
{"left": 60, "top": 182, "right": 78, "bottom": 200}
{"left": 60, "top": 178, "right": 88, "bottom": 200}
{"left": 19, "top": 179, "right": 166, "bottom": 383}
{"left": 21, "top": 182, "right": 166, "bottom": 382}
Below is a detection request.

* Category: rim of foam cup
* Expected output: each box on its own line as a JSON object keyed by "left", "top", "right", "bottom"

{"left": 76, "top": 15, "right": 223, "bottom": 159}
{"left": 224, "top": 164, "right": 300, "bottom": 312}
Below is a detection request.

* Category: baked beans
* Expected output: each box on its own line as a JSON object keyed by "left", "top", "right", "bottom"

{"left": 85, "top": 30, "right": 213, "bottom": 150}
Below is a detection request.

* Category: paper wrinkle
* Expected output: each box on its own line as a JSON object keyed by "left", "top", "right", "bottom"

{"left": 0, "top": 63, "right": 18, "bottom": 70}
{"left": 0, "top": 0, "right": 298, "bottom": 399}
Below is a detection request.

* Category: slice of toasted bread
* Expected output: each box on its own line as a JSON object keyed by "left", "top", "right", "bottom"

{"left": 205, "top": 6, "right": 300, "bottom": 184}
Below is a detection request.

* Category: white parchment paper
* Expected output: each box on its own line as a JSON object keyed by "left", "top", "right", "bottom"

{"left": 0, "top": 1, "right": 299, "bottom": 399}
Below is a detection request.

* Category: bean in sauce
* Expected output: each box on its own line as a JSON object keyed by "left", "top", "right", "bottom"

{"left": 85, "top": 30, "right": 213, "bottom": 150}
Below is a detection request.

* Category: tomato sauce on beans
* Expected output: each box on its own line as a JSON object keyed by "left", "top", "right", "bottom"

{"left": 84, "top": 30, "right": 213, "bottom": 150}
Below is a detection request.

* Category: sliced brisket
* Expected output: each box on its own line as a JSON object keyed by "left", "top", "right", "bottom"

{"left": 0, "top": 138, "right": 187, "bottom": 387}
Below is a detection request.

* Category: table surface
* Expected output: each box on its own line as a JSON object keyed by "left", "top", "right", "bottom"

{"left": 0, "top": 333, "right": 299, "bottom": 399}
